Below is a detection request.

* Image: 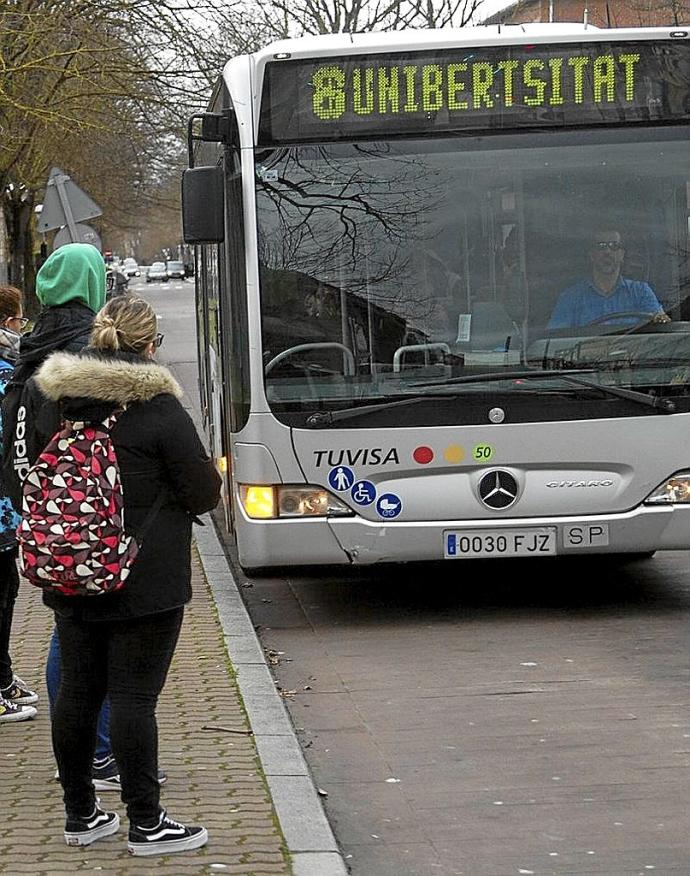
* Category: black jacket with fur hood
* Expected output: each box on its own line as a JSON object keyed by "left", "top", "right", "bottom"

{"left": 33, "top": 349, "right": 221, "bottom": 621}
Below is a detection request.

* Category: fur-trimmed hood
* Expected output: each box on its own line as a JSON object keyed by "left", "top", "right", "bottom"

{"left": 35, "top": 351, "right": 183, "bottom": 405}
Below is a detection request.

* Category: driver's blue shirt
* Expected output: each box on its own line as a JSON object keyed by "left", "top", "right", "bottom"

{"left": 547, "top": 277, "right": 663, "bottom": 329}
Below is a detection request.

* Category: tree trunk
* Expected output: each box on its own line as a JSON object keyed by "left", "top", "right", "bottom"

{"left": 5, "top": 192, "right": 39, "bottom": 316}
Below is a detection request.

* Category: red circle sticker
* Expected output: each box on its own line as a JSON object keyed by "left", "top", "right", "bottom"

{"left": 413, "top": 446, "right": 434, "bottom": 464}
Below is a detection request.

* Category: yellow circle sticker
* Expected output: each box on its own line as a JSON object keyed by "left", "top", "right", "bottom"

{"left": 444, "top": 444, "right": 465, "bottom": 464}
{"left": 472, "top": 443, "right": 494, "bottom": 462}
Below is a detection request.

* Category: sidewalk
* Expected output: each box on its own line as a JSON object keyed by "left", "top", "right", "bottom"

{"left": 1, "top": 541, "right": 290, "bottom": 875}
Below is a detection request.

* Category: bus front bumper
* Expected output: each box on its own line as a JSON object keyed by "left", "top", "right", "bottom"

{"left": 235, "top": 503, "right": 690, "bottom": 569}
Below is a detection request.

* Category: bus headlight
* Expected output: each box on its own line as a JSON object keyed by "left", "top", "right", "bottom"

{"left": 645, "top": 472, "right": 690, "bottom": 504}
{"left": 239, "top": 484, "right": 353, "bottom": 519}
{"left": 240, "top": 485, "right": 276, "bottom": 518}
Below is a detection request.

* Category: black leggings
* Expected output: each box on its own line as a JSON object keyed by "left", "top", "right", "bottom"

{"left": 53, "top": 607, "right": 183, "bottom": 822}
{"left": 0, "top": 548, "right": 20, "bottom": 691}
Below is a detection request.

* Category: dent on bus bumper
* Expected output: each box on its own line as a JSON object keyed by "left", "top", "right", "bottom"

{"left": 235, "top": 504, "right": 690, "bottom": 568}
{"left": 235, "top": 516, "right": 351, "bottom": 569}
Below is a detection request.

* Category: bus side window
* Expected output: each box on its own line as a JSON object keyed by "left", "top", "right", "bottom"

{"left": 221, "top": 115, "right": 250, "bottom": 433}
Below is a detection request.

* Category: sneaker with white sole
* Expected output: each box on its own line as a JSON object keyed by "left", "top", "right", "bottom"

{"left": 0, "top": 675, "right": 38, "bottom": 705}
{"left": 127, "top": 809, "right": 208, "bottom": 856}
{"left": 54, "top": 756, "right": 168, "bottom": 789}
{"left": 64, "top": 802, "right": 119, "bottom": 846}
{"left": 91, "top": 755, "right": 168, "bottom": 791}
{"left": 91, "top": 755, "right": 121, "bottom": 790}
{"left": 0, "top": 696, "right": 36, "bottom": 723}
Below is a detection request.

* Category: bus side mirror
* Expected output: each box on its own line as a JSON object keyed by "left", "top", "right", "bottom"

{"left": 182, "top": 166, "right": 225, "bottom": 244}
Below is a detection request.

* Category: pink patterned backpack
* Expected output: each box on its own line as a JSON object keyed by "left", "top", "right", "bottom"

{"left": 18, "top": 412, "right": 160, "bottom": 597}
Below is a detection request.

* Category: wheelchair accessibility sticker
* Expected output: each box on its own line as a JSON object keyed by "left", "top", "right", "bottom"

{"left": 376, "top": 493, "right": 402, "bottom": 519}
{"left": 351, "top": 480, "right": 376, "bottom": 506}
{"left": 328, "top": 465, "right": 355, "bottom": 492}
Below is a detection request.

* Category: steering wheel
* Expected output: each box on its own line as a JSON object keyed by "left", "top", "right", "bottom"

{"left": 265, "top": 342, "right": 355, "bottom": 375}
{"left": 585, "top": 311, "right": 657, "bottom": 329}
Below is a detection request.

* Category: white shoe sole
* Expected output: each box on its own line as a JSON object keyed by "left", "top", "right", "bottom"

{"left": 0, "top": 704, "right": 37, "bottom": 723}
{"left": 65, "top": 813, "right": 120, "bottom": 846}
{"left": 127, "top": 826, "right": 208, "bottom": 856}
{"left": 93, "top": 777, "right": 121, "bottom": 791}
{"left": 10, "top": 693, "right": 39, "bottom": 705}
{"left": 57, "top": 771, "right": 166, "bottom": 790}
{"left": 93, "top": 773, "right": 166, "bottom": 791}
{"left": 55, "top": 772, "right": 119, "bottom": 789}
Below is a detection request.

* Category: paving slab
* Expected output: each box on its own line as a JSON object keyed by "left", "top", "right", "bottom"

{"left": 0, "top": 545, "right": 293, "bottom": 875}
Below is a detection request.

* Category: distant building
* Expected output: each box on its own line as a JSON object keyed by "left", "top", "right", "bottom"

{"left": 483, "top": 0, "right": 689, "bottom": 27}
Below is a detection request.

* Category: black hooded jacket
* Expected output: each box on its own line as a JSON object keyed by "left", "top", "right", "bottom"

{"left": 1, "top": 302, "right": 95, "bottom": 507}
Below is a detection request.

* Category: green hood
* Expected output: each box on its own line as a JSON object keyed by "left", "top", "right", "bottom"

{"left": 36, "top": 243, "right": 106, "bottom": 312}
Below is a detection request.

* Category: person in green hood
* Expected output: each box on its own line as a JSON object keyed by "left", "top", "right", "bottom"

{"left": 0, "top": 242, "right": 166, "bottom": 790}
{"left": 35, "top": 242, "right": 106, "bottom": 313}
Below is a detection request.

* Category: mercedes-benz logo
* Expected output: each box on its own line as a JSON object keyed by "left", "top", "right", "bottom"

{"left": 478, "top": 470, "right": 519, "bottom": 510}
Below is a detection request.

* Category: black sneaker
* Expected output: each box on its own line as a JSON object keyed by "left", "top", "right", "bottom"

{"left": 64, "top": 803, "right": 119, "bottom": 846}
{"left": 0, "top": 696, "right": 36, "bottom": 723}
{"left": 91, "top": 756, "right": 168, "bottom": 791}
{"left": 0, "top": 675, "right": 38, "bottom": 705}
{"left": 128, "top": 809, "right": 208, "bottom": 856}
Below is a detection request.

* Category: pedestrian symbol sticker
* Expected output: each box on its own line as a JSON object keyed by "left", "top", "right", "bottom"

{"left": 328, "top": 465, "right": 355, "bottom": 492}
{"left": 376, "top": 493, "right": 402, "bottom": 519}
{"left": 351, "top": 480, "right": 376, "bottom": 506}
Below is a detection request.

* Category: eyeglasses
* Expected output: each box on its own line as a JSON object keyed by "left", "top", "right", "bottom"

{"left": 592, "top": 241, "right": 624, "bottom": 251}
{"left": 153, "top": 332, "right": 164, "bottom": 349}
{"left": 5, "top": 316, "right": 29, "bottom": 329}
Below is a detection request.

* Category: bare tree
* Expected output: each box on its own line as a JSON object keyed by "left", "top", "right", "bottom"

{"left": 0, "top": 0, "right": 242, "bottom": 287}
{"left": 211, "top": 0, "right": 485, "bottom": 68}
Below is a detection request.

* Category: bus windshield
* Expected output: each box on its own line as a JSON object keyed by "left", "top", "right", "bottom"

{"left": 256, "top": 126, "right": 690, "bottom": 425}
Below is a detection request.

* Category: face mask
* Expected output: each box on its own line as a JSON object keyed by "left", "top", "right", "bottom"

{"left": 0, "top": 325, "right": 21, "bottom": 364}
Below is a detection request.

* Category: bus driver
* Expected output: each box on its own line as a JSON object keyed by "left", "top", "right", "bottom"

{"left": 547, "top": 229, "right": 670, "bottom": 329}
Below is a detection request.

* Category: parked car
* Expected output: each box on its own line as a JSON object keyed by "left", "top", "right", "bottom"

{"left": 122, "top": 257, "right": 140, "bottom": 278}
{"left": 166, "top": 260, "right": 185, "bottom": 280}
{"left": 146, "top": 261, "right": 168, "bottom": 283}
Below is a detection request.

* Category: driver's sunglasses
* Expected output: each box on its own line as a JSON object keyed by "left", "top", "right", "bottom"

{"left": 153, "top": 332, "right": 164, "bottom": 349}
{"left": 592, "top": 241, "right": 624, "bottom": 251}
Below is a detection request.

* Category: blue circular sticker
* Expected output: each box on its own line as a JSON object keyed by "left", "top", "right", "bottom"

{"left": 376, "top": 493, "right": 402, "bottom": 519}
{"left": 351, "top": 480, "right": 376, "bottom": 506}
{"left": 328, "top": 465, "right": 355, "bottom": 492}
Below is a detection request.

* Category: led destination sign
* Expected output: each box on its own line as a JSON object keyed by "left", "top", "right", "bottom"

{"left": 311, "top": 52, "right": 641, "bottom": 119}
{"left": 258, "top": 41, "right": 689, "bottom": 143}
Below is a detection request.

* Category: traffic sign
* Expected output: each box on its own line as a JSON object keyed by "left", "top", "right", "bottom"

{"left": 53, "top": 223, "right": 102, "bottom": 251}
{"left": 38, "top": 167, "right": 102, "bottom": 233}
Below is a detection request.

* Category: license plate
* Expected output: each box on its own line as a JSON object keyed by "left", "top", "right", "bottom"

{"left": 444, "top": 528, "right": 557, "bottom": 558}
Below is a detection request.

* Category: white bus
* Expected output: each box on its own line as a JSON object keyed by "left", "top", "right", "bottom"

{"left": 182, "top": 24, "right": 690, "bottom": 571}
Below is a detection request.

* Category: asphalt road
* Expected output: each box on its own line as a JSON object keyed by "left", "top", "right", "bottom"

{"left": 137, "top": 274, "right": 690, "bottom": 876}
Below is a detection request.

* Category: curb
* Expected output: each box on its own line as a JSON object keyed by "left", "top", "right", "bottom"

{"left": 193, "top": 515, "right": 348, "bottom": 876}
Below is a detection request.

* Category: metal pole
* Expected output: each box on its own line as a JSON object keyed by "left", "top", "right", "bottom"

{"left": 52, "top": 173, "right": 79, "bottom": 241}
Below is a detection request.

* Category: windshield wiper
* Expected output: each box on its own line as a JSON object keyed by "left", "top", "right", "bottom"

{"left": 304, "top": 368, "right": 675, "bottom": 427}
{"left": 306, "top": 394, "right": 433, "bottom": 427}
{"left": 410, "top": 368, "right": 676, "bottom": 413}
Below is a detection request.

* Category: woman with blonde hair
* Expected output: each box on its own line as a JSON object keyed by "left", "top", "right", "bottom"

{"left": 33, "top": 294, "right": 221, "bottom": 855}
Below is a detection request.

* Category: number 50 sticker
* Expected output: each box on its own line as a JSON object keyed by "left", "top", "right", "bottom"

{"left": 472, "top": 443, "right": 494, "bottom": 461}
